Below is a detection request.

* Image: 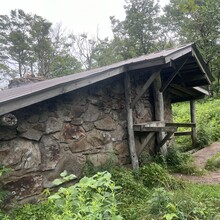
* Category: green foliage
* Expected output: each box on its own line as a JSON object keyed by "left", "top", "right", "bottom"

{"left": 112, "top": 167, "right": 152, "bottom": 219}
{"left": 0, "top": 165, "right": 12, "bottom": 209}
{"left": 173, "top": 98, "right": 220, "bottom": 149}
{"left": 147, "top": 187, "right": 173, "bottom": 215}
{"left": 205, "top": 152, "right": 220, "bottom": 171}
{"left": 7, "top": 202, "right": 53, "bottom": 220}
{"left": 48, "top": 171, "right": 122, "bottom": 220}
{"left": 4, "top": 171, "right": 122, "bottom": 220}
{"left": 136, "top": 163, "right": 184, "bottom": 190}
{"left": 163, "top": 0, "right": 220, "bottom": 93}
{"left": 52, "top": 170, "right": 77, "bottom": 186}
{"left": 165, "top": 145, "right": 203, "bottom": 175}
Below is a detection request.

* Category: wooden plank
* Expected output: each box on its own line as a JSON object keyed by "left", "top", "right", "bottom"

{"left": 133, "top": 125, "right": 176, "bottom": 133}
{"left": 134, "top": 121, "right": 165, "bottom": 127}
{"left": 157, "top": 132, "right": 174, "bottom": 150}
{"left": 165, "top": 122, "right": 196, "bottom": 128}
{"left": 124, "top": 72, "right": 139, "bottom": 169}
{"left": 170, "top": 84, "right": 198, "bottom": 96}
{"left": 131, "top": 72, "right": 160, "bottom": 109}
{"left": 137, "top": 132, "right": 155, "bottom": 156}
{"left": 160, "top": 56, "right": 189, "bottom": 92}
{"left": 175, "top": 131, "right": 192, "bottom": 136}
{"left": 190, "top": 100, "right": 197, "bottom": 147}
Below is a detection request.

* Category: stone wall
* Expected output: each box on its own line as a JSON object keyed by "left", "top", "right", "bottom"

{"left": 0, "top": 73, "right": 172, "bottom": 202}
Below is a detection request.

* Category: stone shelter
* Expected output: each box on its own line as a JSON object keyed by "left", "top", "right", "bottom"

{"left": 0, "top": 43, "right": 213, "bottom": 202}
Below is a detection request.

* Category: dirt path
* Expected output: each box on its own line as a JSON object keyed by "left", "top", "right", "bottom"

{"left": 173, "top": 142, "right": 220, "bottom": 184}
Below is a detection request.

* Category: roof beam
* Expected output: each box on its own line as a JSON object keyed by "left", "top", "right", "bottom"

{"left": 170, "top": 84, "right": 198, "bottom": 96}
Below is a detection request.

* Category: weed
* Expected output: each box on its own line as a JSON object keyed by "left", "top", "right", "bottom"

{"left": 205, "top": 152, "right": 220, "bottom": 171}
{"left": 141, "top": 163, "right": 184, "bottom": 190}
{"left": 166, "top": 145, "right": 204, "bottom": 175}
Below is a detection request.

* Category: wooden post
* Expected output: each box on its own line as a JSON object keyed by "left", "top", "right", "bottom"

{"left": 190, "top": 100, "right": 197, "bottom": 147}
{"left": 124, "top": 72, "right": 139, "bottom": 169}
{"left": 153, "top": 72, "right": 167, "bottom": 155}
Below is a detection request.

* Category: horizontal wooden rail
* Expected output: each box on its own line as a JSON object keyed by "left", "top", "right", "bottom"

{"left": 174, "top": 131, "right": 192, "bottom": 136}
{"left": 165, "top": 122, "right": 196, "bottom": 128}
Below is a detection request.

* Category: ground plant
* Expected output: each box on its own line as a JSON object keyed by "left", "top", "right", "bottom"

{"left": 1, "top": 165, "right": 220, "bottom": 219}
{"left": 205, "top": 152, "right": 220, "bottom": 171}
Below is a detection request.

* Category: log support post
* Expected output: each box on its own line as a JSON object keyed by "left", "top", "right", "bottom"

{"left": 153, "top": 71, "right": 167, "bottom": 155}
{"left": 190, "top": 100, "right": 197, "bottom": 147}
{"left": 124, "top": 72, "right": 139, "bottom": 169}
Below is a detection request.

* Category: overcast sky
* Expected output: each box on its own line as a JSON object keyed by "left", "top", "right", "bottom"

{"left": 0, "top": 0, "right": 170, "bottom": 38}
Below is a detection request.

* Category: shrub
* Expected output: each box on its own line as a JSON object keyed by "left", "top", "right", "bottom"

{"left": 48, "top": 171, "right": 122, "bottom": 220}
{"left": 205, "top": 152, "right": 220, "bottom": 171}
{"left": 137, "top": 163, "right": 184, "bottom": 190}
{"left": 165, "top": 145, "right": 204, "bottom": 175}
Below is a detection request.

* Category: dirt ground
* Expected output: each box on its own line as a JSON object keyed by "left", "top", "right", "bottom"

{"left": 173, "top": 142, "right": 220, "bottom": 184}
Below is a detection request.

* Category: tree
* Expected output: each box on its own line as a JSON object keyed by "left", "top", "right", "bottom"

{"left": 69, "top": 33, "right": 98, "bottom": 70}
{"left": 110, "top": 0, "right": 164, "bottom": 58}
{"left": 0, "top": 9, "right": 31, "bottom": 77}
{"left": 29, "top": 14, "right": 53, "bottom": 77}
{"left": 49, "top": 23, "right": 82, "bottom": 77}
{"left": 163, "top": 0, "right": 220, "bottom": 92}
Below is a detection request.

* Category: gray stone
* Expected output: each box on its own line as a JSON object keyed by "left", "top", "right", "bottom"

{"left": 71, "top": 105, "right": 87, "bottom": 118}
{"left": 82, "top": 104, "right": 99, "bottom": 122}
{"left": 0, "top": 128, "right": 17, "bottom": 140}
{"left": 69, "top": 138, "right": 92, "bottom": 153}
{"left": 43, "top": 153, "right": 86, "bottom": 188}
{"left": 0, "top": 139, "right": 41, "bottom": 170}
{"left": 5, "top": 175, "right": 43, "bottom": 200}
{"left": 114, "top": 141, "right": 129, "bottom": 157}
{"left": 111, "top": 124, "right": 126, "bottom": 141}
{"left": 61, "top": 123, "right": 86, "bottom": 141}
{"left": 40, "top": 136, "right": 60, "bottom": 170}
{"left": 46, "top": 117, "right": 63, "bottom": 134}
{"left": 28, "top": 115, "right": 39, "bottom": 123}
{"left": 88, "top": 153, "right": 118, "bottom": 167}
{"left": 39, "top": 112, "right": 48, "bottom": 122}
{"left": 86, "top": 129, "right": 111, "bottom": 147}
{"left": 82, "top": 123, "right": 94, "bottom": 132}
{"left": 20, "top": 129, "right": 43, "bottom": 141}
{"left": 71, "top": 119, "right": 83, "bottom": 125}
{"left": 32, "top": 123, "right": 46, "bottom": 132}
{"left": 95, "top": 116, "right": 117, "bottom": 131}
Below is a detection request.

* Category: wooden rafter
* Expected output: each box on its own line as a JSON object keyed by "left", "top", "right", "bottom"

{"left": 160, "top": 56, "right": 190, "bottom": 93}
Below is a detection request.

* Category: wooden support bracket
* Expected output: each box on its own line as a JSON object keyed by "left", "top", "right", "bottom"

{"left": 160, "top": 56, "right": 190, "bottom": 93}
{"left": 131, "top": 71, "right": 160, "bottom": 109}
{"left": 157, "top": 132, "right": 174, "bottom": 150}
{"left": 137, "top": 132, "right": 154, "bottom": 156}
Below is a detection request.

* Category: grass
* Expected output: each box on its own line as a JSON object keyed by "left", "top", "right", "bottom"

{"left": 113, "top": 166, "right": 220, "bottom": 220}
{"left": 205, "top": 152, "right": 220, "bottom": 171}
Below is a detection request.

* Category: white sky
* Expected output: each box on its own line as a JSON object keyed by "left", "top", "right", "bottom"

{"left": 0, "top": 0, "right": 170, "bottom": 38}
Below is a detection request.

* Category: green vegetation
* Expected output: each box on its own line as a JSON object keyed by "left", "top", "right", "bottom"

{"left": 173, "top": 98, "right": 220, "bottom": 150}
{"left": 0, "top": 165, "right": 220, "bottom": 219}
{"left": 205, "top": 152, "right": 220, "bottom": 171}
